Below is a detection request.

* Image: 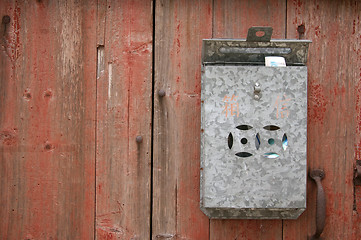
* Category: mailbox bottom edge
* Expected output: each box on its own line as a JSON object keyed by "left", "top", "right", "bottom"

{"left": 200, "top": 206, "right": 305, "bottom": 220}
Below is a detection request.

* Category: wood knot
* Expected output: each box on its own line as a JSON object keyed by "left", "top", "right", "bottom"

{"left": 44, "top": 89, "right": 53, "bottom": 98}
{"left": 0, "top": 130, "right": 17, "bottom": 145}
{"left": 23, "top": 90, "right": 32, "bottom": 100}
{"left": 44, "top": 142, "right": 54, "bottom": 151}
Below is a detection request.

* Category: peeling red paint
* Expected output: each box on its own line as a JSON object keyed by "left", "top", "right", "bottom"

{"left": 96, "top": 217, "right": 137, "bottom": 239}
{"left": 308, "top": 83, "right": 328, "bottom": 124}
{"left": 3, "top": 3, "right": 22, "bottom": 62}
{"left": 314, "top": 26, "right": 321, "bottom": 37}
{"left": 355, "top": 72, "right": 361, "bottom": 160}
{"left": 331, "top": 83, "right": 346, "bottom": 97}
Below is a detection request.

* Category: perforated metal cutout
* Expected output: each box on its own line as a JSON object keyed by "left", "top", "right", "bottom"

{"left": 282, "top": 134, "right": 288, "bottom": 151}
{"left": 264, "top": 125, "right": 280, "bottom": 131}
{"left": 227, "top": 125, "right": 289, "bottom": 159}
{"left": 237, "top": 125, "right": 253, "bottom": 130}
{"left": 255, "top": 133, "right": 261, "bottom": 150}
{"left": 228, "top": 133, "right": 233, "bottom": 149}
{"left": 236, "top": 152, "right": 252, "bottom": 158}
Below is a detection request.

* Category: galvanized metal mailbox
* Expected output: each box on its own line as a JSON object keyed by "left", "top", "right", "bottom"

{"left": 200, "top": 27, "right": 311, "bottom": 219}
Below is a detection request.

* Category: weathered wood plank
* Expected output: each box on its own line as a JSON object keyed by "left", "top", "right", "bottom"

{"left": 96, "top": 0, "right": 107, "bottom": 46}
{"left": 0, "top": 0, "right": 97, "bottom": 239}
{"left": 284, "top": 0, "right": 360, "bottom": 239}
{"left": 95, "top": 0, "right": 153, "bottom": 239}
{"left": 213, "top": 0, "right": 286, "bottom": 39}
{"left": 152, "top": 0, "right": 212, "bottom": 239}
{"left": 210, "top": 220, "right": 282, "bottom": 240}
{"left": 353, "top": 1, "right": 361, "bottom": 238}
{"left": 210, "top": 1, "right": 285, "bottom": 239}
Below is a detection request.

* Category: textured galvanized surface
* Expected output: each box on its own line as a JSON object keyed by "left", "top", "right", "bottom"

{"left": 202, "top": 39, "right": 311, "bottom": 65}
{"left": 201, "top": 66, "right": 307, "bottom": 219}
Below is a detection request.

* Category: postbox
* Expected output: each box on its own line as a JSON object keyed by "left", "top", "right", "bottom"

{"left": 200, "top": 27, "right": 311, "bottom": 219}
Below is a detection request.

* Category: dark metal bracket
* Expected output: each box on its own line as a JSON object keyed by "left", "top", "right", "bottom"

{"left": 201, "top": 27, "right": 311, "bottom": 66}
{"left": 246, "top": 26, "right": 273, "bottom": 42}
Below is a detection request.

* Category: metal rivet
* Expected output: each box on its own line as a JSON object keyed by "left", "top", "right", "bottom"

{"left": 136, "top": 135, "right": 143, "bottom": 143}
{"left": 158, "top": 89, "right": 166, "bottom": 97}
{"left": 254, "top": 83, "right": 261, "bottom": 92}
{"left": 254, "top": 94, "right": 260, "bottom": 100}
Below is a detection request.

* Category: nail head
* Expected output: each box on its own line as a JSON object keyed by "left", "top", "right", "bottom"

{"left": 158, "top": 89, "right": 166, "bottom": 97}
{"left": 2, "top": 15, "right": 10, "bottom": 24}
{"left": 136, "top": 135, "right": 143, "bottom": 143}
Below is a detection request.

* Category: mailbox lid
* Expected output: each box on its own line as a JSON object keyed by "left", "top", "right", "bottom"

{"left": 200, "top": 65, "right": 307, "bottom": 219}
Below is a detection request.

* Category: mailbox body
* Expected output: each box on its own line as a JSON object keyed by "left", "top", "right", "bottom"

{"left": 200, "top": 39, "right": 309, "bottom": 219}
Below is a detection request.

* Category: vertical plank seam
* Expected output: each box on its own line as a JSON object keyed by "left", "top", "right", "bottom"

{"left": 94, "top": 1, "right": 99, "bottom": 239}
{"left": 150, "top": 0, "right": 156, "bottom": 239}
{"left": 94, "top": 50, "right": 97, "bottom": 240}
{"left": 94, "top": 0, "right": 107, "bottom": 238}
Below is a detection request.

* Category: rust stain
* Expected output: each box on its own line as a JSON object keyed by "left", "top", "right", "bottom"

{"left": 308, "top": 83, "right": 328, "bottom": 124}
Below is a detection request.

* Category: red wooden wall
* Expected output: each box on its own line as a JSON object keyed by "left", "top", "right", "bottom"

{"left": 0, "top": 0, "right": 360, "bottom": 239}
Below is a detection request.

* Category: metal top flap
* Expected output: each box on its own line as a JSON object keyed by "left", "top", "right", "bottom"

{"left": 202, "top": 27, "right": 311, "bottom": 65}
